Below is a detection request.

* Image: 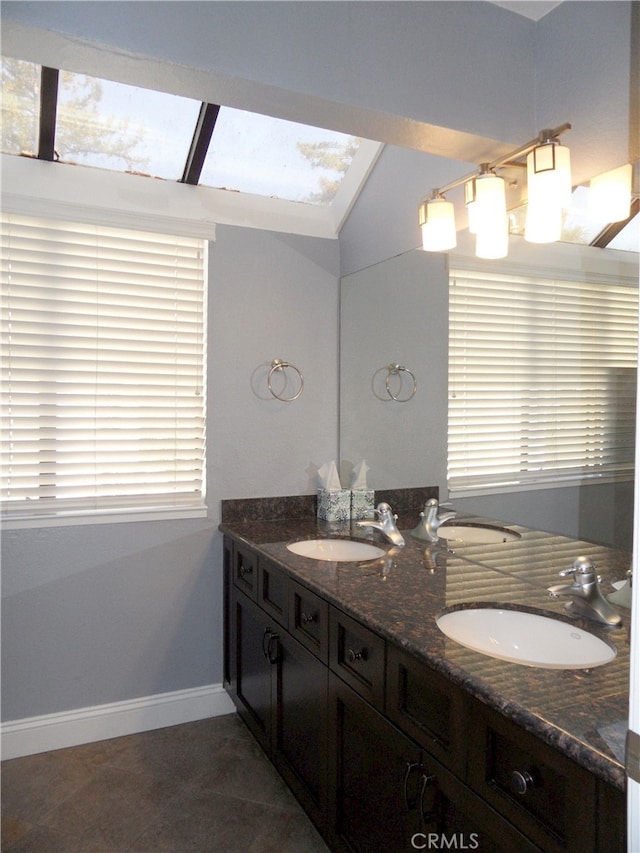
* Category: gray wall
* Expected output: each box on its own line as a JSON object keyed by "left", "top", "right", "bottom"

{"left": 1, "top": 1, "right": 636, "bottom": 724}
{"left": 1, "top": 227, "right": 340, "bottom": 722}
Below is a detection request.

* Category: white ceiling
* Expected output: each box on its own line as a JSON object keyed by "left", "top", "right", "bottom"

{"left": 491, "top": 1, "right": 563, "bottom": 21}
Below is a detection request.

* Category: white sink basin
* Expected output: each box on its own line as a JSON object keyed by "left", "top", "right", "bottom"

{"left": 436, "top": 607, "right": 616, "bottom": 669}
{"left": 287, "top": 539, "right": 386, "bottom": 562}
{"left": 438, "top": 524, "right": 520, "bottom": 544}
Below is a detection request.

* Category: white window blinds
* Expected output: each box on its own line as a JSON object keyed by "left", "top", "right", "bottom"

{"left": 448, "top": 268, "right": 638, "bottom": 495}
{"left": 1, "top": 213, "right": 206, "bottom": 521}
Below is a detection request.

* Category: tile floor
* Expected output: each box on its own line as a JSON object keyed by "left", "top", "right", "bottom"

{"left": 1, "top": 713, "right": 330, "bottom": 852}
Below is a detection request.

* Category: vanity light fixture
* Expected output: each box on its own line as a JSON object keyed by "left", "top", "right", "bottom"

{"left": 588, "top": 163, "right": 633, "bottom": 223}
{"left": 419, "top": 122, "right": 572, "bottom": 258}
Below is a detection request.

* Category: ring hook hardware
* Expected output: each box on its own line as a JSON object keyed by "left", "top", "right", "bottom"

{"left": 267, "top": 358, "right": 304, "bottom": 402}
{"left": 385, "top": 364, "right": 417, "bottom": 402}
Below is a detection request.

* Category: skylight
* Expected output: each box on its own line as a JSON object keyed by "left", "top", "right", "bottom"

{"left": 56, "top": 74, "right": 201, "bottom": 180}
{"left": 1, "top": 57, "right": 367, "bottom": 211}
{"left": 200, "top": 107, "right": 359, "bottom": 204}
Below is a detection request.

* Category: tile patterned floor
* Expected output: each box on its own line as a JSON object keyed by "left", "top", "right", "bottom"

{"left": 1, "top": 714, "right": 330, "bottom": 852}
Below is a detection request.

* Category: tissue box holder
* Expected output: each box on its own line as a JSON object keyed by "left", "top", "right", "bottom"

{"left": 351, "top": 489, "right": 375, "bottom": 520}
{"left": 317, "top": 488, "right": 351, "bottom": 522}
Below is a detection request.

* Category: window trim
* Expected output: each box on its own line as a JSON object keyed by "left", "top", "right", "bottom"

{"left": 447, "top": 254, "right": 638, "bottom": 498}
{"left": 1, "top": 212, "right": 209, "bottom": 527}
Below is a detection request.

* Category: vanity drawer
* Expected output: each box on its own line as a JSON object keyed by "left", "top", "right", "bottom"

{"left": 233, "top": 543, "right": 258, "bottom": 600}
{"left": 258, "top": 557, "right": 289, "bottom": 629}
{"left": 289, "top": 581, "right": 328, "bottom": 663}
{"left": 329, "top": 608, "right": 385, "bottom": 710}
{"left": 386, "top": 644, "right": 466, "bottom": 775}
{"left": 467, "top": 699, "right": 597, "bottom": 853}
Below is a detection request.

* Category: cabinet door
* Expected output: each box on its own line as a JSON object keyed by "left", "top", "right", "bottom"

{"left": 231, "top": 586, "right": 278, "bottom": 752}
{"left": 259, "top": 556, "right": 289, "bottom": 628}
{"left": 233, "top": 542, "right": 258, "bottom": 600}
{"left": 329, "top": 608, "right": 385, "bottom": 710}
{"left": 467, "top": 697, "right": 597, "bottom": 853}
{"left": 387, "top": 644, "right": 466, "bottom": 776}
{"left": 420, "top": 751, "right": 540, "bottom": 853}
{"left": 274, "top": 631, "right": 329, "bottom": 831}
{"left": 329, "top": 673, "right": 423, "bottom": 853}
{"left": 289, "top": 580, "right": 329, "bottom": 663}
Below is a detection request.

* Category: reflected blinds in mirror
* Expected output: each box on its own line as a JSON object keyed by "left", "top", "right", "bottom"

{"left": 1, "top": 213, "right": 206, "bottom": 520}
{"left": 448, "top": 268, "right": 638, "bottom": 495}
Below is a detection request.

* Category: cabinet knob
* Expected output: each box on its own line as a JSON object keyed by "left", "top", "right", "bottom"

{"left": 347, "top": 647, "right": 367, "bottom": 663}
{"left": 238, "top": 564, "right": 253, "bottom": 578}
{"left": 510, "top": 770, "right": 535, "bottom": 795}
{"left": 300, "top": 611, "right": 316, "bottom": 625}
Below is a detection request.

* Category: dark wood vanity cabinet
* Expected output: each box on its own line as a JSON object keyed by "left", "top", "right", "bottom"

{"left": 329, "top": 674, "right": 538, "bottom": 853}
{"left": 223, "top": 537, "right": 626, "bottom": 853}
{"left": 226, "top": 540, "right": 329, "bottom": 830}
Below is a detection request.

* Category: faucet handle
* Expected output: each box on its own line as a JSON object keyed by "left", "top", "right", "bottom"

{"left": 559, "top": 556, "right": 596, "bottom": 580}
{"left": 374, "top": 502, "right": 392, "bottom": 516}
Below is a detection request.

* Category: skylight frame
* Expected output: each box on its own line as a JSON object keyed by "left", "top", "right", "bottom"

{"left": 1, "top": 57, "right": 378, "bottom": 228}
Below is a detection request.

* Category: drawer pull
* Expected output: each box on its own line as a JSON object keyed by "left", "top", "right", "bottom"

{"left": 403, "top": 761, "right": 423, "bottom": 810}
{"left": 300, "top": 611, "right": 316, "bottom": 625}
{"left": 510, "top": 769, "right": 535, "bottom": 795}
{"left": 262, "top": 628, "right": 280, "bottom": 664}
{"left": 238, "top": 564, "right": 253, "bottom": 578}
{"left": 262, "top": 628, "right": 272, "bottom": 659}
{"left": 419, "top": 773, "right": 437, "bottom": 824}
{"left": 347, "top": 647, "right": 368, "bottom": 663}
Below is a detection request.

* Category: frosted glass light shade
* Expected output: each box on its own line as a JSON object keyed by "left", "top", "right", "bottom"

{"left": 525, "top": 142, "right": 571, "bottom": 244}
{"left": 526, "top": 142, "right": 572, "bottom": 209}
{"left": 419, "top": 199, "right": 457, "bottom": 251}
{"left": 589, "top": 164, "right": 632, "bottom": 222}
{"left": 474, "top": 174, "right": 508, "bottom": 258}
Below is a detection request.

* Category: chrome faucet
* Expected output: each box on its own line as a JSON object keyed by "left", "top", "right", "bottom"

{"left": 356, "top": 502, "right": 405, "bottom": 547}
{"left": 411, "top": 498, "right": 456, "bottom": 542}
{"left": 548, "top": 556, "right": 622, "bottom": 627}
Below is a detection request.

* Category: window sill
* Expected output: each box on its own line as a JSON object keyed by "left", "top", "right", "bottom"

{"left": 449, "top": 474, "right": 634, "bottom": 500}
{"left": 1, "top": 505, "right": 209, "bottom": 530}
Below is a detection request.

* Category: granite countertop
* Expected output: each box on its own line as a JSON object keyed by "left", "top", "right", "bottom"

{"left": 220, "top": 506, "right": 631, "bottom": 791}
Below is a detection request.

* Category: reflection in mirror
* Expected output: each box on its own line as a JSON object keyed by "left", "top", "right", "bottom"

{"left": 340, "top": 233, "right": 639, "bottom": 551}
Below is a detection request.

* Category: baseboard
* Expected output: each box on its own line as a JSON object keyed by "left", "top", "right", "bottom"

{"left": 1, "top": 683, "right": 235, "bottom": 760}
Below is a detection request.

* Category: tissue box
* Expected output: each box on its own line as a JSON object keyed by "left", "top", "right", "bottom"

{"left": 351, "top": 489, "right": 375, "bottom": 520}
{"left": 317, "top": 488, "right": 351, "bottom": 522}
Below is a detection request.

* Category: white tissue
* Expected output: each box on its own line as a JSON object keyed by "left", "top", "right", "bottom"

{"left": 351, "top": 460, "right": 369, "bottom": 490}
{"left": 318, "top": 460, "right": 342, "bottom": 491}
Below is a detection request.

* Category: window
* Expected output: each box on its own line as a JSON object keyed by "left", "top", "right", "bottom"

{"left": 448, "top": 267, "right": 637, "bottom": 496}
{"left": 1, "top": 213, "right": 207, "bottom": 524}
{"left": 1, "top": 56, "right": 375, "bottom": 210}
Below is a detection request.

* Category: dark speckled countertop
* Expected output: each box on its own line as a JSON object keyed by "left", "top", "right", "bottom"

{"left": 220, "top": 497, "right": 631, "bottom": 792}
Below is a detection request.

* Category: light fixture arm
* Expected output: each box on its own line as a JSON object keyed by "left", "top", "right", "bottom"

{"left": 427, "top": 122, "right": 572, "bottom": 199}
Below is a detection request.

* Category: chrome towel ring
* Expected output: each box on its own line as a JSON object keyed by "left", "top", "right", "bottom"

{"left": 267, "top": 358, "right": 304, "bottom": 402}
{"left": 384, "top": 363, "right": 417, "bottom": 402}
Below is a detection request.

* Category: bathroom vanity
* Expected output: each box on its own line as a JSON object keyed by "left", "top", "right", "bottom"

{"left": 220, "top": 494, "right": 629, "bottom": 852}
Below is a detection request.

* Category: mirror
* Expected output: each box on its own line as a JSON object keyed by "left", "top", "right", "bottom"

{"left": 339, "top": 233, "right": 639, "bottom": 550}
